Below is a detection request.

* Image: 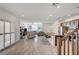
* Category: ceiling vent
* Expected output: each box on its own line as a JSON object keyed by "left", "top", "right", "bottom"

{"left": 77, "top": 6, "right": 79, "bottom": 8}
{"left": 52, "top": 3, "right": 59, "bottom": 6}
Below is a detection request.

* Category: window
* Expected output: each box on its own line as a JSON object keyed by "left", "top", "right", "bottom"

{"left": 23, "top": 22, "right": 43, "bottom": 32}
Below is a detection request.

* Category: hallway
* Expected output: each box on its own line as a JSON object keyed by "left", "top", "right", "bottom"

{"left": 0, "top": 36, "right": 57, "bottom": 55}
{"left": 0, "top": 3, "right": 79, "bottom": 55}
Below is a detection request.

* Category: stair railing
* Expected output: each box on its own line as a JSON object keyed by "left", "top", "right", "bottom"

{"left": 57, "top": 28, "right": 79, "bottom": 55}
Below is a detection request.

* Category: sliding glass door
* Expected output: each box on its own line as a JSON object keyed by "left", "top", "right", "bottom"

{"left": 11, "top": 23, "right": 15, "bottom": 44}
{"left": 0, "top": 21, "right": 4, "bottom": 50}
{"left": 0, "top": 20, "right": 16, "bottom": 51}
{"left": 5, "top": 22, "right": 10, "bottom": 47}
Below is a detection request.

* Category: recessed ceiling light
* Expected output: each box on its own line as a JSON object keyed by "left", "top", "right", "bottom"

{"left": 45, "top": 14, "right": 52, "bottom": 20}
{"left": 57, "top": 6, "right": 61, "bottom": 8}
{"left": 77, "top": 6, "right": 79, "bottom": 8}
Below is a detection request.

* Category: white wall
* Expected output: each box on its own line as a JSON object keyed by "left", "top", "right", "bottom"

{"left": 43, "top": 21, "right": 59, "bottom": 34}
{"left": 43, "top": 21, "right": 59, "bottom": 46}
{"left": 0, "top": 9, "right": 20, "bottom": 41}
{"left": 52, "top": 21, "right": 60, "bottom": 34}
{"left": 43, "top": 23, "right": 53, "bottom": 33}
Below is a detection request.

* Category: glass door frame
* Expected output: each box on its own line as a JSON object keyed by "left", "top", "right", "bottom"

{"left": 0, "top": 19, "right": 5, "bottom": 50}
{"left": 0, "top": 19, "right": 16, "bottom": 51}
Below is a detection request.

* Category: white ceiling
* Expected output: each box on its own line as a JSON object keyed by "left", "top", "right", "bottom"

{"left": 0, "top": 3, "right": 79, "bottom": 22}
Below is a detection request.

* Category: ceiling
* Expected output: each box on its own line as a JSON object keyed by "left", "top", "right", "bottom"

{"left": 0, "top": 3, "right": 79, "bottom": 22}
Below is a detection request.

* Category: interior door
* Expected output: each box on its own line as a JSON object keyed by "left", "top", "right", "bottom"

{"left": 0, "top": 21, "right": 4, "bottom": 50}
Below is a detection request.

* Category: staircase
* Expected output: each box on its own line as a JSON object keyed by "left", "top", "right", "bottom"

{"left": 57, "top": 28, "right": 79, "bottom": 55}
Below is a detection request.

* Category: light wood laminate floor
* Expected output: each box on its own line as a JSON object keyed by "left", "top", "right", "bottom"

{"left": 0, "top": 36, "right": 57, "bottom": 55}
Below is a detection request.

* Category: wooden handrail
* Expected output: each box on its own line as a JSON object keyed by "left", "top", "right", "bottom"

{"left": 57, "top": 28, "right": 79, "bottom": 55}
{"left": 61, "top": 28, "right": 79, "bottom": 41}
